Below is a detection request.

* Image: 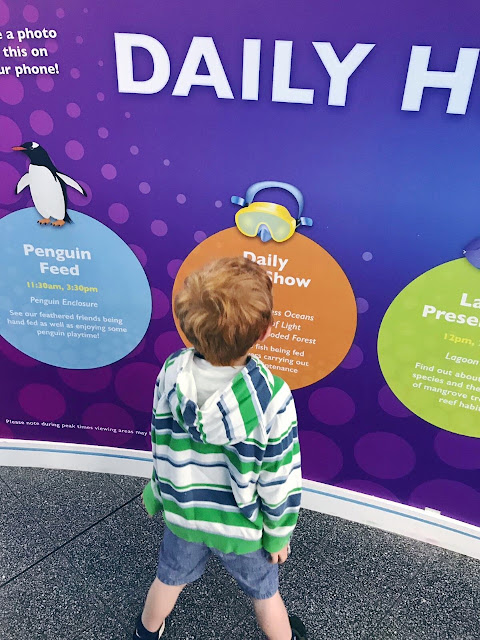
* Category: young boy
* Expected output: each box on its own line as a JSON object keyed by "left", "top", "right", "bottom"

{"left": 134, "top": 256, "right": 306, "bottom": 640}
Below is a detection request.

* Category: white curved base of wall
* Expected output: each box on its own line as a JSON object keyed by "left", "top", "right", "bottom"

{"left": 1, "top": 438, "right": 479, "bottom": 561}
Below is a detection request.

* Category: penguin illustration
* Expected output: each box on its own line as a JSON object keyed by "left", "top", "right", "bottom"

{"left": 12, "top": 142, "right": 87, "bottom": 226}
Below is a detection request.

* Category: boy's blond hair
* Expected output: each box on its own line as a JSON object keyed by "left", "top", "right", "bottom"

{"left": 174, "top": 256, "right": 273, "bottom": 366}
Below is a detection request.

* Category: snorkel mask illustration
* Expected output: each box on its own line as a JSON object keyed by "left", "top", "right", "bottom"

{"left": 231, "top": 181, "right": 313, "bottom": 243}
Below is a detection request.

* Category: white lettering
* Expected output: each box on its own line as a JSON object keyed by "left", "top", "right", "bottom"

{"left": 272, "top": 41, "right": 314, "bottom": 104}
{"left": 242, "top": 39, "right": 261, "bottom": 101}
{"left": 114, "top": 33, "right": 170, "bottom": 95}
{"left": 422, "top": 304, "right": 436, "bottom": 317}
{"left": 313, "top": 42, "right": 375, "bottom": 106}
{"left": 402, "top": 46, "right": 480, "bottom": 114}
{"left": 173, "top": 36, "right": 233, "bottom": 99}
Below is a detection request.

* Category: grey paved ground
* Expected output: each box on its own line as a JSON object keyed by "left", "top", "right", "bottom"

{"left": 0, "top": 466, "right": 479, "bottom": 639}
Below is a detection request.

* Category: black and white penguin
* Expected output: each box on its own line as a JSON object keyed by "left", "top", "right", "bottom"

{"left": 13, "top": 142, "right": 87, "bottom": 227}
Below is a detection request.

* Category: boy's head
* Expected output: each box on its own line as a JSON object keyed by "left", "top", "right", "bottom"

{"left": 174, "top": 256, "right": 273, "bottom": 366}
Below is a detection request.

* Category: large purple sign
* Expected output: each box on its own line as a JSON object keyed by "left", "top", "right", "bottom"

{"left": 1, "top": 0, "right": 479, "bottom": 528}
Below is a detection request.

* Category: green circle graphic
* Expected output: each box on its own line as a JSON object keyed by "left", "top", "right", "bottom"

{"left": 378, "top": 259, "right": 480, "bottom": 438}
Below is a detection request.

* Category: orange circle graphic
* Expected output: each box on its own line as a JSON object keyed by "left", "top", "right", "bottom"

{"left": 172, "top": 228, "right": 357, "bottom": 390}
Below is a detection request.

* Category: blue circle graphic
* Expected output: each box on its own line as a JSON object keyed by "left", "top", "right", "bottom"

{"left": 0, "top": 209, "right": 152, "bottom": 369}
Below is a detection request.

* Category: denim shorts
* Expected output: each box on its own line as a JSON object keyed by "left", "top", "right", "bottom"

{"left": 157, "top": 526, "right": 279, "bottom": 600}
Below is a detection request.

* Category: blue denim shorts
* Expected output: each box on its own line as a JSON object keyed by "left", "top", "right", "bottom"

{"left": 157, "top": 526, "right": 279, "bottom": 600}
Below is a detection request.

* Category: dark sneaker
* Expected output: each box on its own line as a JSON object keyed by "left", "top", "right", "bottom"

{"left": 290, "top": 615, "right": 307, "bottom": 639}
{"left": 132, "top": 618, "right": 165, "bottom": 639}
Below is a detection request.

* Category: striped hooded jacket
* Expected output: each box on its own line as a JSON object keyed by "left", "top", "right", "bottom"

{"left": 142, "top": 348, "right": 302, "bottom": 555}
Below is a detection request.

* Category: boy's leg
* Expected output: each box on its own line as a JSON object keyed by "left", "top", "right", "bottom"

{"left": 135, "top": 527, "right": 210, "bottom": 637}
{"left": 141, "top": 578, "right": 185, "bottom": 632}
{"left": 215, "top": 547, "right": 306, "bottom": 639}
{"left": 253, "top": 591, "right": 292, "bottom": 640}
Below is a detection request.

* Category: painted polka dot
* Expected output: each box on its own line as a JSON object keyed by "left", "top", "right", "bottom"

{"left": 151, "top": 288, "right": 170, "bottom": 320}
{"left": 76, "top": 36, "right": 83, "bottom": 44}
{"left": 130, "top": 145, "right": 139, "bottom": 155}
{"left": 308, "top": 387, "right": 355, "bottom": 426}
{"left": 409, "top": 479, "right": 480, "bottom": 525}
{"left": 19, "top": 384, "right": 66, "bottom": 420}
{"left": 215, "top": 200, "right": 223, "bottom": 208}
{"left": 356, "top": 297, "right": 369, "bottom": 313}
{"left": 355, "top": 432, "right": 416, "bottom": 479}
{"left": 58, "top": 366, "right": 112, "bottom": 392}
{"left": 66, "top": 102, "right": 81, "bottom": 118}
{"left": 434, "top": 431, "right": 480, "bottom": 470}
{"left": 83, "top": 7, "right": 88, "bottom": 13}
{"left": 45, "top": 40, "right": 58, "bottom": 54}
{"left": 0, "top": 76, "right": 24, "bottom": 105}
{"left": 101, "top": 164, "right": 117, "bottom": 180}
{"left": 98, "top": 127, "right": 109, "bottom": 139}
{"left": 340, "top": 343, "right": 363, "bottom": 369}
{"left": 0, "top": 116, "right": 21, "bottom": 152}
{"left": 151, "top": 219, "right": 168, "bottom": 237}
{"left": 70, "top": 68, "right": 80, "bottom": 79}
{"left": 30, "top": 110, "right": 53, "bottom": 136}
{"left": 82, "top": 403, "right": 135, "bottom": 446}
{"left": 36, "top": 75, "right": 54, "bottom": 92}
{"left": 378, "top": 384, "right": 412, "bottom": 418}
{"left": 125, "top": 111, "right": 131, "bottom": 118}
{"left": 23, "top": 4, "right": 39, "bottom": 22}
{"left": 98, "top": 60, "right": 104, "bottom": 67}
{"left": 194, "top": 231, "right": 207, "bottom": 243}
{"left": 163, "top": 159, "right": 170, "bottom": 166}
{"left": 299, "top": 431, "right": 343, "bottom": 482}
{"left": 176, "top": 194, "right": 186, "bottom": 204}
{"left": 0, "top": 0, "right": 10, "bottom": 26}
{"left": 0, "top": 162, "right": 21, "bottom": 204}
{"left": 97, "top": 92, "right": 104, "bottom": 101}
{"left": 167, "top": 259, "right": 183, "bottom": 280}
{"left": 115, "top": 362, "right": 159, "bottom": 412}
{"left": 362, "top": 251, "right": 373, "bottom": 262}
{"left": 65, "top": 140, "right": 84, "bottom": 161}
{"left": 0, "top": 336, "right": 39, "bottom": 367}
{"left": 69, "top": 180, "right": 91, "bottom": 206}
{"left": 129, "top": 244, "right": 147, "bottom": 267}
{"left": 137, "top": 182, "right": 152, "bottom": 196}
{"left": 56, "top": 8, "right": 65, "bottom": 18}
{"left": 154, "top": 331, "right": 185, "bottom": 364}
{"left": 337, "top": 479, "right": 399, "bottom": 502}
{"left": 108, "top": 202, "right": 129, "bottom": 224}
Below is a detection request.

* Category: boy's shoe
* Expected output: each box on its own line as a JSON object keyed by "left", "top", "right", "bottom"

{"left": 133, "top": 618, "right": 165, "bottom": 639}
{"left": 290, "top": 615, "right": 307, "bottom": 639}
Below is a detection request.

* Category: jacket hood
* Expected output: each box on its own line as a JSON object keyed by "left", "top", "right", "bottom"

{"left": 164, "top": 349, "right": 273, "bottom": 446}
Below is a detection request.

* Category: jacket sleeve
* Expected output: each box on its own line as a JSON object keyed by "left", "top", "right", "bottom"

{"left": 257, "top": 391, "right": 302, "bottom": 553}
{"left": 142, "top": 364, "right": 167, "bottom": 517}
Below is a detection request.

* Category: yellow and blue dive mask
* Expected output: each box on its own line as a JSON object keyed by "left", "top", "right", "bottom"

{"left": 231, "top": 181, "right": 313, "bottom": 243}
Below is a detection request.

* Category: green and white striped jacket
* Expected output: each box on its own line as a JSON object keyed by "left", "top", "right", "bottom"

{"left": 143, "top": 348, "right": 302, "bottom": 555}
